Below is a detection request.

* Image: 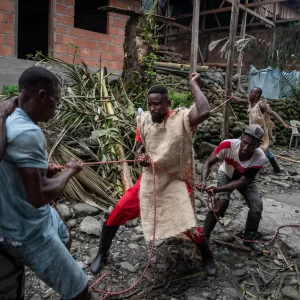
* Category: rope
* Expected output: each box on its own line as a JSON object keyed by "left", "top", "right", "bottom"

{"left": 54, "top": 157, "right": 300, "bottom": 298}
{"left": 206, "top": 191, "right": 300, "bottom": 245}
{"left": 54, "top": 157, "right": 155, "bottom": 299}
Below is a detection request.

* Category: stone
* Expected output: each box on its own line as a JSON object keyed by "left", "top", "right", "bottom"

{"left": 218, "top": 232, "right": 235, "bottom": 243}
{"left": 271, "top": 180, "right": 291, "bottom": 188}
{"left": 187, "top": 297, "right": 206, "bottom": 300}
{"left": 231, "top": 269, "right": 247, "bottom": 277}
{"left": 120, "top": 262, "right": 136, "bottom": 273}
{"left": 132, "top": 234, "right": 144, "bottom": 242}
{"left": 292, "top": 175, "right": 300, "bottom": 183}
{"left": 79, "top": 217, "right": 102, "bottom": 237}
{"left": 128, "top": 243, "right": 139, "bottom": 249}
{"left": 154, "top": 239, "right": 164, "bottom": 247}
{"left": 281, "top": 286, "right": 300, "bottom": 299}
{"left": 31, "top": 295, "right": 43, "bottom": 300}
{"left": 43, "top": 288, "right": 55, "bottom": 299}
{"left": 231, "top": 127, "right": 243, "bottom": 138}
{"left": 195, "top": 164, "right": 203, "bottom": 175}
{"left": 198, "top": 141, "right": 217, "bottom": 156}
{"left": 56, "top": 204, "right": 72, "bottom": 220}
{"left": 223, "top": 288, "right": 239, "bottom": 299}
{"left": 125, "top": 218, "right": 138, "bottom": 227}
{"left": 196, "top": 214, "right": 206, "bottom": 222}
{"left": 89, "top": 247, "right": 99, "bottom": 258}
{"left": 67, "top": 219, "right": 77, "bottom": 229}
{"left": 194, "top": 190, "right": 203, "bottom": 201}
{"left": 232, "top": 74, "right": 240, "bottom": 83}
{"left": 195, "top": 199, "right": 202, "bottom": 208}
{"left": 127, "top": 276, "right": 139, "bottom": 287}
{"left": 73, "top": 203, "right": 99, "bottom": 217}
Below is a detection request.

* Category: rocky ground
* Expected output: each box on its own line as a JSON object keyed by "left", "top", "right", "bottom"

{"left": 25, "top": 147, "right": 300, "bottom": 300}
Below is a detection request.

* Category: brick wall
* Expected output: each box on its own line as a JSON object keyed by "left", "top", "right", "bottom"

{"left": 0, "top": 0, "right": 139, "bottom": 73}
{"left": 54, "top": 0, "right": 139, "bottom": 72}
{"left": 0, "top": 0, "right": 14, "bottom": 57}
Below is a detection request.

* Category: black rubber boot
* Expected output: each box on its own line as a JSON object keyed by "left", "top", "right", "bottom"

{"left": 203, "top": 211, "right": 218, "bottom": 241}
{"left": 243, "top": 211, "right": 263, "bottom": 253}
{"left": 197, "top": 239, "right": 217, "bottom": 276}
{"left": 268, "top": 157, "right": 281, "bottom": 173}
{"left": 90, "top": 222, "right": 119, "bottom": 275}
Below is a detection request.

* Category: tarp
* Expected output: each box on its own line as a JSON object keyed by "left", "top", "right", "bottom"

{"left": 247, "top": 65, "right": 300, "bottom": 99}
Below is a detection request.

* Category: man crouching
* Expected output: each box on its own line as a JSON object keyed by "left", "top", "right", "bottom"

{"left": 200, "top": 125, "right": 267, "bottom": 252}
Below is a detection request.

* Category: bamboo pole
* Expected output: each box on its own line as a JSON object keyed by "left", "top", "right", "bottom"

{"left": 190, "top": 0, "right": 201, "bottom": 73}
{"left": 222, "top": 0, "right": 240, "bottom": 140}
{"left": 236, "top": 11, "right": 247, "bottom": 90}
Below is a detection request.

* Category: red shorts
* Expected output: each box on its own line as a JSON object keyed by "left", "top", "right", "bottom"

{"left": 107, "top": 176, "right": 204, "bottom": 244}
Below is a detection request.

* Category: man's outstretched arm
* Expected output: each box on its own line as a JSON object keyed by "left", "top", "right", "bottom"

{"left": 259, "top": 102, "right": 291, "bottom": 129}
{"left": 189, "top": 73, "right": 210, "bottom": 126}
{"left": 0, "top": 98, "right": 18, "bottom": 161}
{"left": 228, "top": 95, "right": 248, "bottom": 105}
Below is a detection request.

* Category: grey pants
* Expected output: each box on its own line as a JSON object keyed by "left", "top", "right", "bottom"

{"left": 217, "top": 170, "right": 263, "bottom": 213}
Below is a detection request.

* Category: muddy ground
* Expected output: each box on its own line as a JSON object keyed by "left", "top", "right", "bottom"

{"left": 24, "top": 147, "right": 300, "bottom": 300}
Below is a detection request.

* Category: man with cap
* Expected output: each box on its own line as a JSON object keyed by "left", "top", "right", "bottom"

{"left": 199, "top": 124, "right": 267, "bottom": 252}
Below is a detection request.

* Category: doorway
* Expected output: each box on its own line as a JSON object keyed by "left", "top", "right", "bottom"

{"left": 17, "top": 0, "right": 50, "bottom": 59}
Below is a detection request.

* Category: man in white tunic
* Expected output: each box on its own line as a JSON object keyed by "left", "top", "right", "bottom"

{"left": 90, "top": 73, "right": 217, "bottom": 276}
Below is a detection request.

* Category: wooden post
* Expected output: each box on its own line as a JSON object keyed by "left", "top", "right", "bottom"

{"left": 222, "top": 0, "right": 240, "bottom": 140}
{"left": 190, "top": 0, "right": 201, "bottom": 73}
{"left": 163, "top": 0, "right": 169, "bottom": 46}
{"left": 236, "top": 11, "right": 247, "bottom": 90}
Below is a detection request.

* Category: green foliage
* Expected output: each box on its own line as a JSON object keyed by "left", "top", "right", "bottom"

{"left": 26, "top": 50, "right": 43, "bottom": 61}
{"left": 141, "top": 52, "right": 158, "bottom": 85}
{"left": 168, "top": 90, "right": 192, "bottom": 108}
{"left": 1, "top": 85, "right": 18, "bottom": 96}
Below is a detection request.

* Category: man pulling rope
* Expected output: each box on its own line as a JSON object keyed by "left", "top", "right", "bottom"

{"left": 200, "top": 124, "right": 267, "bottom": 252}
{"left": 0, "top": 67, "right": 89, "bottom": 299}
{"left": 90, "top": 73, "right": 217, "bottom": 277}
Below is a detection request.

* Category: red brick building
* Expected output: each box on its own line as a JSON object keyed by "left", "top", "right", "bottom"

{"left": 0, "top": 0, "right": 140, "bottom": 73}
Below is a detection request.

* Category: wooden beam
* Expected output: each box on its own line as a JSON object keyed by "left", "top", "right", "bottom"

{"left": 203, "top": 21, "right": 269, "bottom": 32}
{"left": 175, "top": 0, "right": 287, "bottom": 20}
{"left": 275, "top": 18, "right": 300, "bottom": 23}
{"left": 273, "top": 3, "right": 277, "bottom": 21}
{"left": 225, "top": 0, "right": 275, "bottom": 26}
{"left": 245, "top": 0, "right": 288, "bottom": 7}
{"left": 190, "top": 0, "right": 201, "bottom": 73}
{"left": 223, "top": 0, "right": 240, "bottom": 140}
{"left": 176, "top": 7, "right": 232, "bottom": 19}
{"left": 153, "top": 21, "right": 271, "bottom": 38}
{"left": 236, "top": 11, "right": 247, "bottom": 90}
{"left": 99, "top": 6, "right": 192, "bottom": 32}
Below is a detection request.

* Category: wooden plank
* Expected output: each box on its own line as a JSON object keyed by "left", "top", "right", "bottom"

{"left": 236, "top": 11, "right": 247, "bottom": 90}
{"left": 222, "top": 0, "right": 239, "bottom": 140}
{"left": 190, "top": 0, "right": 201, "bottom": 73}
{"left": 245, "top": 0, "right": 288, "bottom": 7}
{"left": 273, "top": 3, "right": 277, "bottom": 21}
{"left": 275, "top": 17, "right": 300, "bottom": 23}
{"left": 49, "top": 0, "right": 55, "bottom": 57}
{"left": 99, "top": 6, "right": 175, "bottom": 21}
{"left": 203, "top": 21, "right": 268, "bottom": 32}
{"left": 175, "top": 6, "right": 232, "bottom": 19}
{"left": 13, "top": 0, "right": 18, "bottom": 57}
{"left": 225, "top": 0, "right": 275, "bottom": 26}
